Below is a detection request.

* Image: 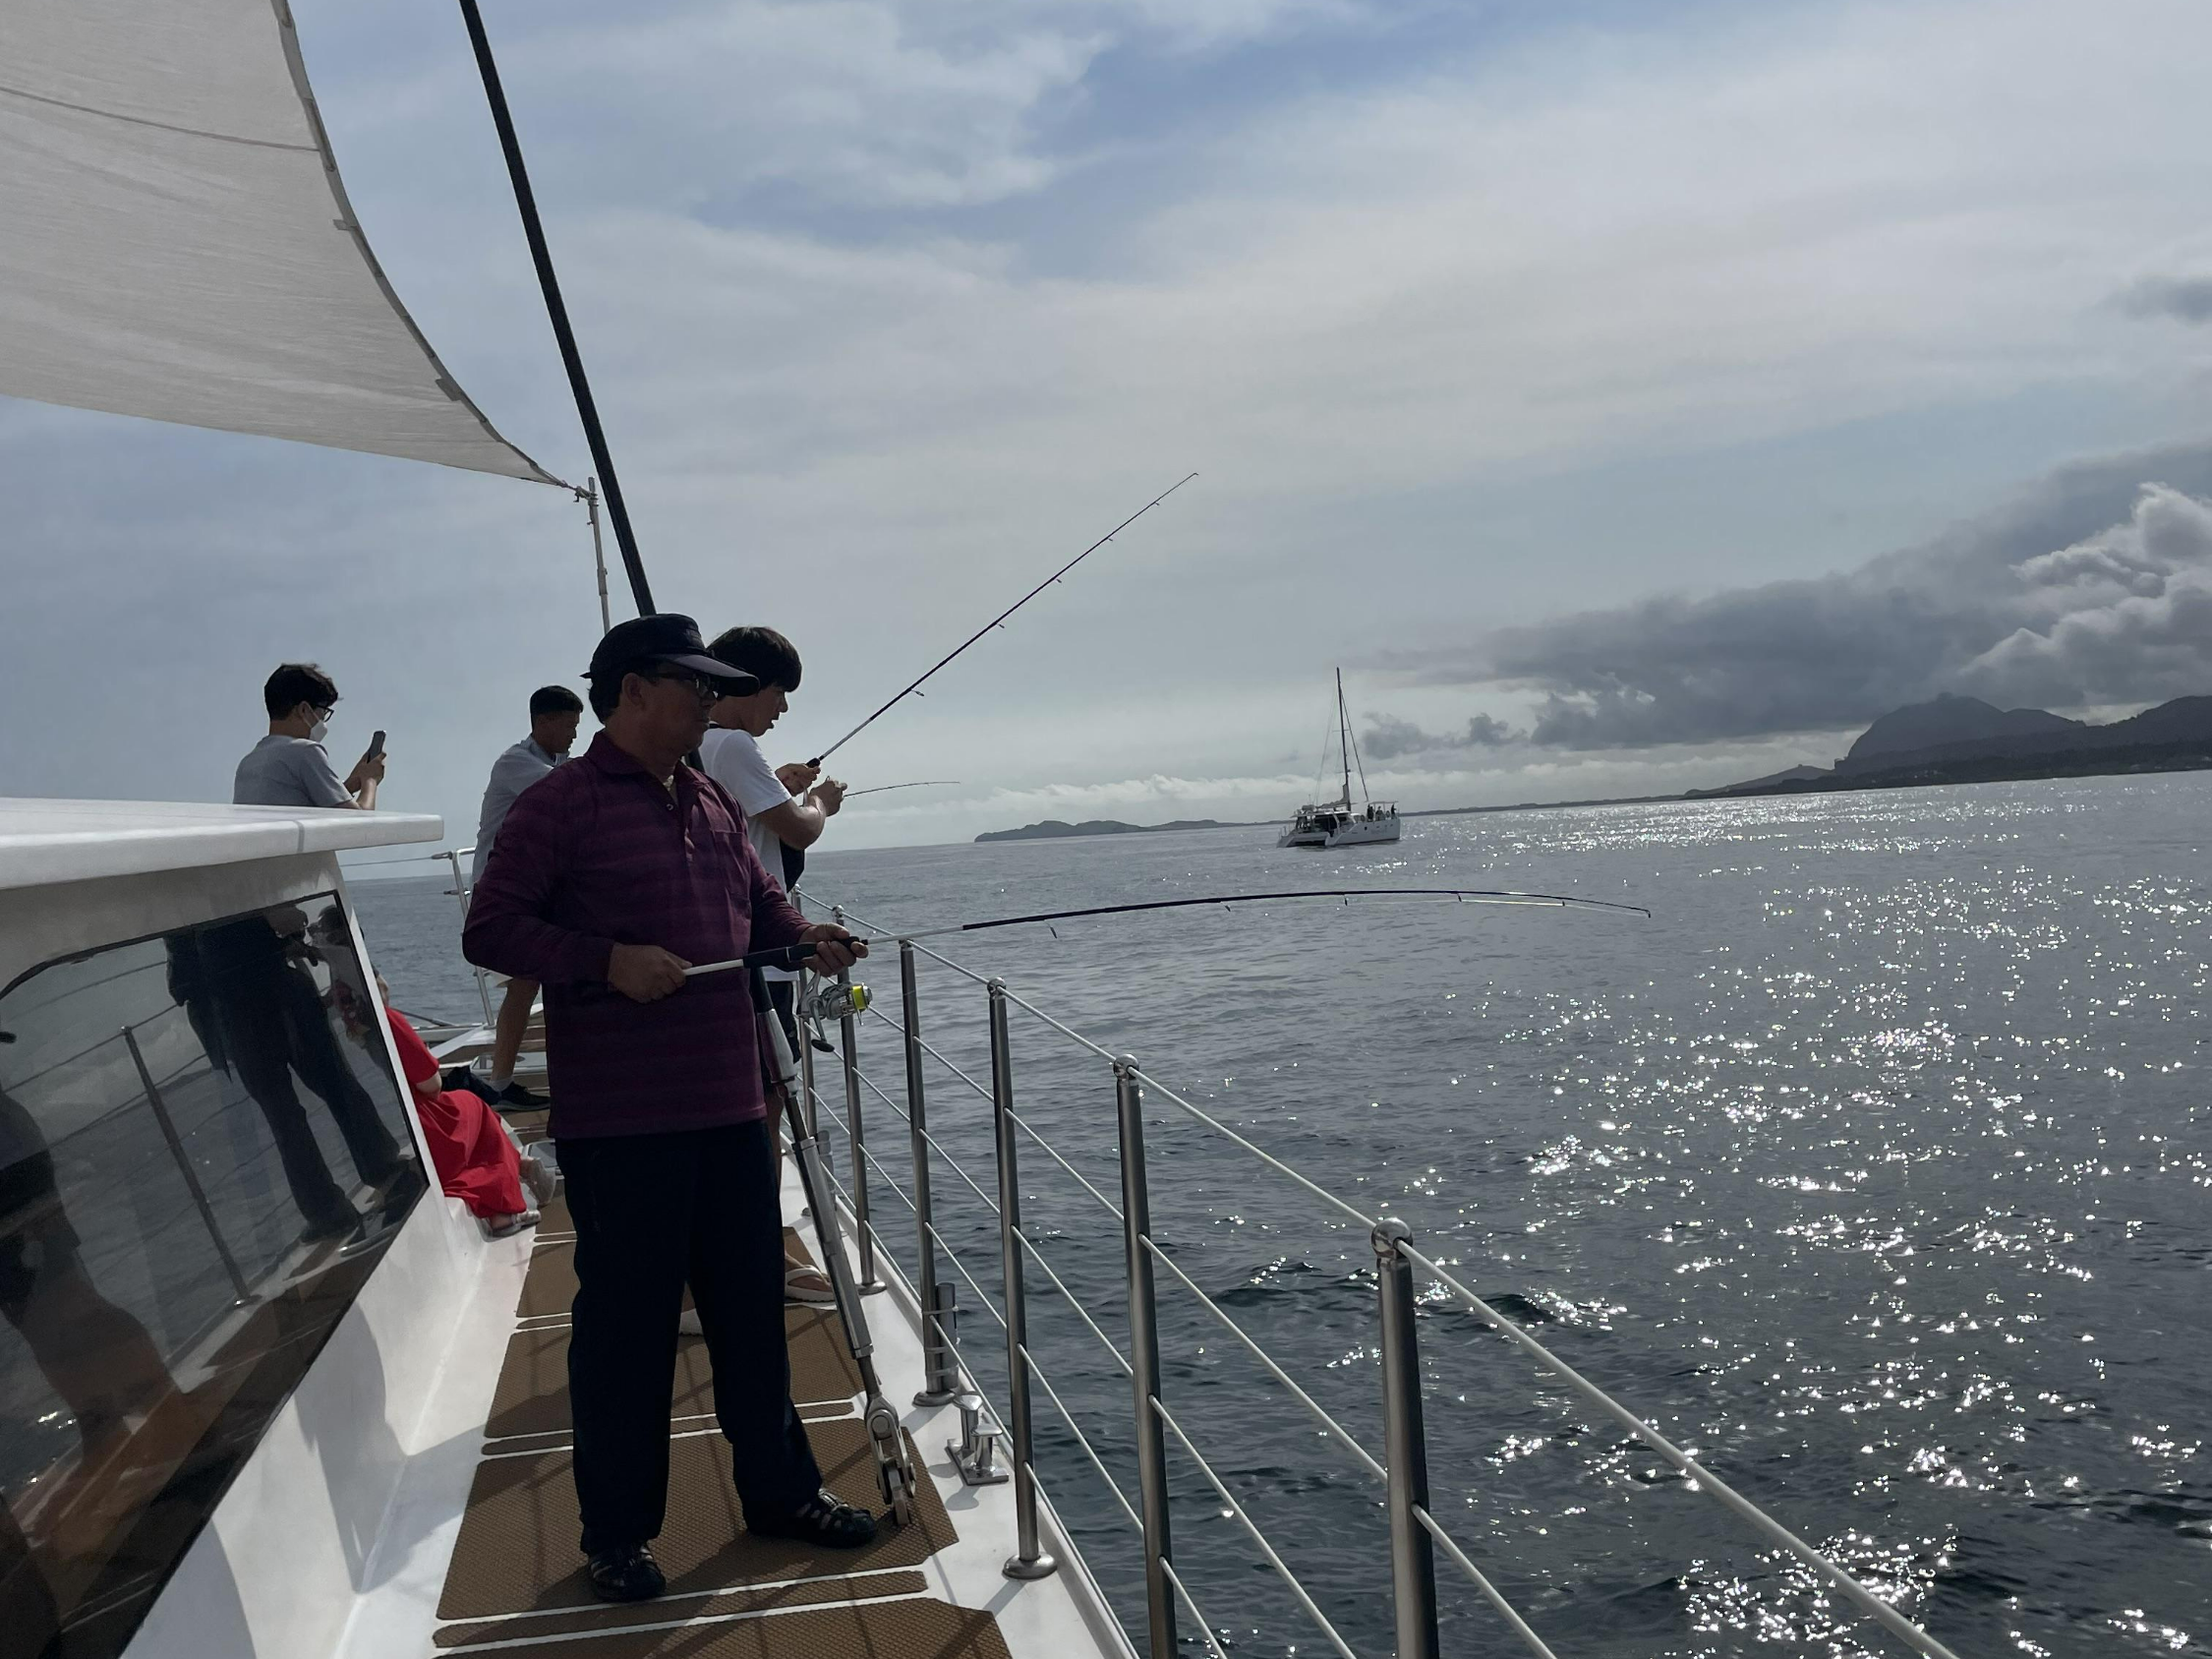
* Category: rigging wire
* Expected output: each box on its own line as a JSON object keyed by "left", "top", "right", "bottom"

{"left": 804, "top": 472, "right": 1197, "bottom": 767}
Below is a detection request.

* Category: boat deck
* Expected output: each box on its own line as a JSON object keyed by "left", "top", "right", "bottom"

{"left": 371, "top": 1096, "right": 1128, "bottom": 1659}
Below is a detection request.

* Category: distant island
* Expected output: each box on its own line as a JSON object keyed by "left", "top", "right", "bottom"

{"left": 971, "top": 694, "right": 2212, "bottom": 843}
{"left": 1692, "top": 692, "right": 2212, "bottom": 798}
{"left": 975, "top": 818, "right": 1235, "bottom": 843}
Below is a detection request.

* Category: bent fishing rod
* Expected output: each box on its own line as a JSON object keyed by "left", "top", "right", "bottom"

{"left": 843, "top": 780, "right": 962, "bottom": 799}
{"left": 684, "top": 884, "right": 1650, "bottom": 978}
{"left": 802, "top": 471, "right": 1198, "bottom": 769}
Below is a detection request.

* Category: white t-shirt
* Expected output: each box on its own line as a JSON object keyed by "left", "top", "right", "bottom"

{"left": 700, "top": 727, "right": 801, "bottom": 980}
{"left": 699, "top": 727, "right": 792, "bottom": 884}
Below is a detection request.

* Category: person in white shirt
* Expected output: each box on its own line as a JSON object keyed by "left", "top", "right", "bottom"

{"left": 466, "top": 685, "right": 584, "bottom": 1107}
{"left": 696, "top": 626, "right": 844, "bottom": 1309}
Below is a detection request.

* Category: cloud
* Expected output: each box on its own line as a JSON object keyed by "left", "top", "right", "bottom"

{"left": 1361, "top": 712, "right": 1521, "bottom": 759}
{"left": 1395, "top": 444, "right": 2212, "bottom": 749}
{"left": 2118, "top": 274, "right": 2212, "bottom": 325}
{"left": 14, "top": 0, "right": 2212, "bottom": 847}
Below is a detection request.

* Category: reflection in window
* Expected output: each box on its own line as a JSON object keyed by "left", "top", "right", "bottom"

{"left": 0, "top": 895, "right": 425, "bottom": 1658}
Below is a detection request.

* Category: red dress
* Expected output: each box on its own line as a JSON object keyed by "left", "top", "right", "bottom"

{"left": 384, "top": 1009, "right": 528, "bottom": 1218}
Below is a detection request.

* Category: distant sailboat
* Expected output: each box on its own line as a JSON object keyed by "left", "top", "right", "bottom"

{"left": 1279, "top": 669, "right": 1401, "bottom": 848}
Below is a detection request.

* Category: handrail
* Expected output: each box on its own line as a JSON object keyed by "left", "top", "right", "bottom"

{"left": 845, "top": 1040, "right": 1005, "bottom": 1218}
{"left": 798, "top": 886, "right": 1969, "bottom": 1659}
{"left": 1139, "top": 1232, "right": 1384, "bottom": 1482}
{"left": 1153, "top": 1395, "right": 1362, "bottom": 1659}
{"left": 1412, "top": 1506, "right": 1561, "bottom": 1659}
{"left": 1395, "top": 1239, "right": 1967, "bottom": 1659}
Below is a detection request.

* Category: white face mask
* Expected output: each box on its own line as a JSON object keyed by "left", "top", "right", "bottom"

{"left": 308, "top": 718, "right": 329, "bottom": 743}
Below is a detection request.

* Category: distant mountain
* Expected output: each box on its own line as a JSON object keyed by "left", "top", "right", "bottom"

{"left": 975, "top": 818, "right": 1231, "bottom": 843}
{"left": 1840, "top": 694, "right": 2082, "bottom": 770}
{"left": 1711, "top": 693, "right": 2212, "bottom": 799}
{"left": 1686, "top": 763, "right": 1830, "bottom": 798}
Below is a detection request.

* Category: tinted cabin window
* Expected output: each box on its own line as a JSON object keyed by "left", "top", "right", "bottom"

{"left": 0, "top": 895, "right": 424, "bottom": 1659}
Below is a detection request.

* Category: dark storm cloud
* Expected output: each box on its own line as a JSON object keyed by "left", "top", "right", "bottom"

{"left": 2118, "top": 275, "right": 2212, "bottom": 325}
{"left": 1361, "top": 712, "right": 1520, "bottom": 759}
{"left": 1397, "top": 443, "right": 2212, "bottom": 749}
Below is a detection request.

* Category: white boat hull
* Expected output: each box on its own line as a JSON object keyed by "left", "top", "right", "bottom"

{"left": 1278, "top": 812, "right": 1402, "bottom": 848}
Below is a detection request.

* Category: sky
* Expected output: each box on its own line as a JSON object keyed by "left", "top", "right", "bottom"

{"left": 5, "top": 0, "right": 2212, "bottom": 854}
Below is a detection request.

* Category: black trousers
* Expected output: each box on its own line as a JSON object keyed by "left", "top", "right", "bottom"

{"left": 558, "top": 1119, "right": 822, "bottom": 1554}
{"left": 200, "top": 924, "right": 403, "bottom": 1230}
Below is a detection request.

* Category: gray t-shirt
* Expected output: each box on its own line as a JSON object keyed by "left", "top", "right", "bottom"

{"left": 471, "top": 737, "right": 563, "bottom": 888}
{"left": 233, "top": 735, "right": 351, "bottom": 809}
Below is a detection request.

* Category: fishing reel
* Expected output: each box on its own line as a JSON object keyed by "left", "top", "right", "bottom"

{"left": 796, "top": 978, "right": 868, "bottom": 1027}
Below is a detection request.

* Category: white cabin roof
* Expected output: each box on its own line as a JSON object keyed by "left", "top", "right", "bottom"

{"left": 0, "top": 798, "right": 442, "bottom": 893}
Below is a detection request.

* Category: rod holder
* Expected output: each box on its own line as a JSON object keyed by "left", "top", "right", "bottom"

{"left": 1373, "top": 1217, "right": 1441, "bottom": 1659}
{"left": 922, "top": 1279, "right": 961, "bottom": 1404}
{"left": 990, "top": 979, "right": 1057, "bottom": 1578}
{"left": 1116, "top": 1056, "right": 1177, "bottom": 1659}
{"left": 834, "top": 906, "right": 884, "bottom": 1293}
{"left": 902, "top": 943, "right": 959, "bottom": 1403}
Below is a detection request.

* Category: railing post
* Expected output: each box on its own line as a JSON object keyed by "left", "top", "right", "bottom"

{"left": 990, "top": 980, "right": 1057, "bottom": 1579}
{"left": 1115, "top": 1056, "right": 1177, "bottom": 1658}
{"left": 834, "top": 907, "right": 883, "bottom": 1294}
{"left": 902, "top": 942, "right": 959, "bottom": 1403}
{"left": 124, "top": 1026, "right": 253, "bottom": 1305}
{"left": 1373, "top": 1218, "right": 1440, "bottom": 1659}
{"left": 441, "top": 849, "right": 495, "bottom": 1027}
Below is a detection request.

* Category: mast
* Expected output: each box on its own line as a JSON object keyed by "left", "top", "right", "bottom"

{"left": 1336, "top": 668, "right": 1353, "bottom": 808}
{"left": 456, "top": 0, "right": 655, "bottom": 619}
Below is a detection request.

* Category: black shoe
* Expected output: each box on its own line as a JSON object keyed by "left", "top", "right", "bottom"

{"left": 586, "top": 1543, "right": 665, "bottom": 1602}
{"left": 446, "top": 1065, "right": 499, "bottom": 1102}
{"left": 747, "top": 1490, "right": 878, "bottom": 1548}
{"left": 495, "top": 1079, "right": 549, "bottom": 1109}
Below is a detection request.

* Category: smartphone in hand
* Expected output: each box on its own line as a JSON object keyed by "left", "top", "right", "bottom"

{"left": 365, "top": 729, "right": 386, "bottom": 763}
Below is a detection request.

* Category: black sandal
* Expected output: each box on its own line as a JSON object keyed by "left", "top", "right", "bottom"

{"left": 586, "top": 1542, "right": 665, "bottom": 1602}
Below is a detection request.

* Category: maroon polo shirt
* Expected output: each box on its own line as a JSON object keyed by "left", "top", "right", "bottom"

{"left": 461, "top": 732, "right": 807, "bottom": 1139}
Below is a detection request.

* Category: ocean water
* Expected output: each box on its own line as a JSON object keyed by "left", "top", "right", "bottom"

{"left": 354, "top": 774, "right": 2212, "bottom": 1659}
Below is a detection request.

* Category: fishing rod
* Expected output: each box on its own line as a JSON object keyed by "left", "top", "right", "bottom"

{"left": 802, "top": 472, "right": 1198, "bottom": 768}
{"left": 683, "top": 885, "right": 1649, "bottom": 979}
{"left": 844, "top": 780, "right": 963, "bottom": 799}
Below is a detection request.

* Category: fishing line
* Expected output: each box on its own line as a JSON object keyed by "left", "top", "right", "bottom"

{"left": 683, "top": 885, "right": 1649, "bottom": 979}
{"left": 802, "top": 472, "right": 1197, "bottom": 767}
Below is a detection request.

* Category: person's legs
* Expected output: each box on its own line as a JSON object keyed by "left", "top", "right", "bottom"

{"left": 275, "top": 963, "right": 405, "bottom": 1187}
{"left": 687, "top": 1119, "right": 821, "bottom": 1518}
{"left": 211, "top": 979, "right": 357, "bottom": 1233}
{"left": 487, "top": 978, "right": 539, "bottom": 1092}
{"left": 561, "top": 1131, "right": 694, "bottom": 1555}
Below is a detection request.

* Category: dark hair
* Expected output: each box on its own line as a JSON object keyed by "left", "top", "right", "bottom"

{"left": 586, "top": 670, "right": 629, "bottom": 720}
{"left": 529, "top": 684, "right": 584, "bottom": 718}
{"left": 263, "top": 663, "right": 338, "bottom": 720}
{"left": 706, "top": 626, "right": 801, "bottom": 692}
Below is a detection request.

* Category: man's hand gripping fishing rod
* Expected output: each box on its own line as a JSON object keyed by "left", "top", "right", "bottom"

{"left": 804, "top": 472, "right": 1198, "bottom": 769}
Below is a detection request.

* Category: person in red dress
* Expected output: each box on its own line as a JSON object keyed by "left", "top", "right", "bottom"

{"left": 382, "top": 1000, "right": 553, "bottom": 1236}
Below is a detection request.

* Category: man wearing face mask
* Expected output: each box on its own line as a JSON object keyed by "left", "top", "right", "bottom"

{"left": 233, "top": 663, "right": 385, "bottom": 809}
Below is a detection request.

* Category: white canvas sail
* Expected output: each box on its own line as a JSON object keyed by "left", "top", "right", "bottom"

{"left": 0, "top": 0, "right": 559, "bottom": 483}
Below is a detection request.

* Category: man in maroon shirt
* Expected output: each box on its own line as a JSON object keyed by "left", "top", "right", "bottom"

{"left": 464, "top": 615, "right": 874, "bottom": 1602}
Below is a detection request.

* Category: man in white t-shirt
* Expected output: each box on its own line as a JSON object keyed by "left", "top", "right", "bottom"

{"left": 696, "top": 626, "right": 844, "bottom": 1309}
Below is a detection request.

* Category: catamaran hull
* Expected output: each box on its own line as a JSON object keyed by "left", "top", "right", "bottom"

{"left": 1278, "top": 817, "right": 1402, "bottom": 848}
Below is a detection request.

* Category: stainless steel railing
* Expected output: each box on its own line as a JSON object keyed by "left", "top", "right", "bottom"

{"left": 793, "top": 889, "right": 1967, "bottom": 1659}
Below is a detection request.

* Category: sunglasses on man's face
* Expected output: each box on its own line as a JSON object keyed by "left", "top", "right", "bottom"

{"left": 640, "top": 668, "right": 722, "bottom": 704}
